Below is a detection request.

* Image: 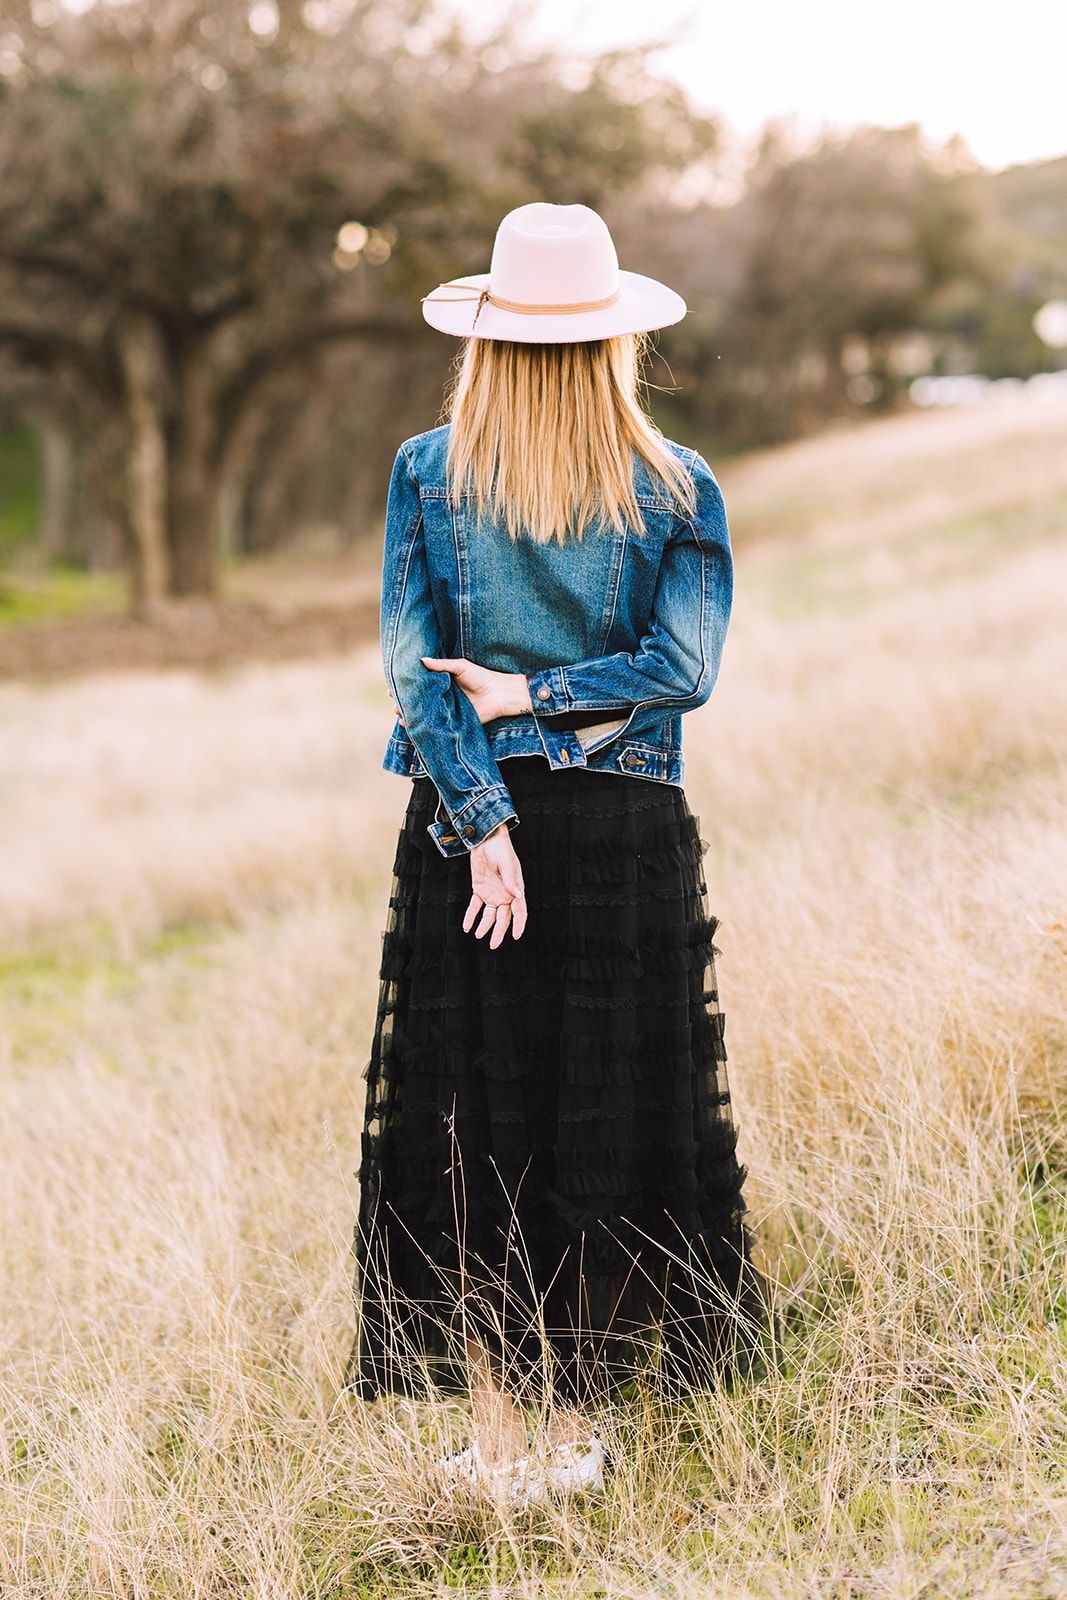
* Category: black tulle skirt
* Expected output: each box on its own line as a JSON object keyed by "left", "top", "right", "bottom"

{"left": 342, "top": 754, "right": 770, "bottom": 1410}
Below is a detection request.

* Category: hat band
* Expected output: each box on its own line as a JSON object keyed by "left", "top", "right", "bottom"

{"left": 422, "top": 278, "right": 621, "bottom": 327}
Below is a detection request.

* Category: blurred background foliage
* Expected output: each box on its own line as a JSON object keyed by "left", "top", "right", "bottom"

{"left": 0, "top": 0, "right": 1064, "bottom": 613}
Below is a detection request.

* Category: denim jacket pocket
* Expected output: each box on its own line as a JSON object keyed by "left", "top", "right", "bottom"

{"left": 614, "top": 741, "right": 683, "bottom": 782}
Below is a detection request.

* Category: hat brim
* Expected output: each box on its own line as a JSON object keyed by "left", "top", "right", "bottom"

{"left": 420, "top": 269, "right": 686, "bottom": 342}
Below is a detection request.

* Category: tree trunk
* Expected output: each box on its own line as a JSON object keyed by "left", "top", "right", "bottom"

{"left": 820, "top": 335, "right": 850, "bottom": 411}
{"left": 36, "top": 416, "right": 74, "bottom": 559}
{"left": 168, "top": 355, "right": 220, "bottom": 597}
{"left": 117, "top": 313, "right": 171, "bottom": 616}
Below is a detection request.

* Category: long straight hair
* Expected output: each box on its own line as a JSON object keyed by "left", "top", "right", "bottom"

{"left": 440, "top": 333, "right": 697, "bottom": 544}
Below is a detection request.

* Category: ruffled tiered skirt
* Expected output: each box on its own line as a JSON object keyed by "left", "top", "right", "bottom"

{"left": 342, "top": 755, "right": 769, "bottom": 1409}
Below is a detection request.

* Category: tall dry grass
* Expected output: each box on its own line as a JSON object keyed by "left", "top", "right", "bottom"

{"left": 1, "top": 388, "right": 1065, "bottom": 1597}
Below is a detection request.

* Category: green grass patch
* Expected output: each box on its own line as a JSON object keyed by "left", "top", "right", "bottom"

{"left": 0, "top": 565, "right": 126, "bottom": 627}
{"left": 0, "top": 913, "right": 223, "bottom": 1064}
{"left": 0, "top": 426, "right": 40, "bottom": 555}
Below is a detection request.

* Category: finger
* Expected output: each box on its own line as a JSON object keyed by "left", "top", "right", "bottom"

{"left": 499, "top": 862, "right": 528, "bottom": 941}
{"left": 474, "top": 898, "right": 498, "bottom": 939}
{"left": 463, "top": 892, "right": 484, "bottom": 933}
{"left": 487, "top": 902, "right": 512, "bottom": 950}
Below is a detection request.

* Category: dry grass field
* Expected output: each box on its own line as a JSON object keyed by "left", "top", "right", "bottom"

{"left": 1, "top": 388, "right": 1065, "bottom": 1598}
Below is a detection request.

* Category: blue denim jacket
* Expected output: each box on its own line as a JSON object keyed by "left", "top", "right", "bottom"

{"left": 380, "top": 424, "right": 733, "bottom": 857}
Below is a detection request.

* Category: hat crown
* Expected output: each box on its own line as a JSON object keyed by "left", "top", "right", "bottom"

{"left": 489, "top": 203, "right": 620, "bottom": 306}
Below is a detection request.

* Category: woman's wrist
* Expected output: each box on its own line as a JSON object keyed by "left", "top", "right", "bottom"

{"left": 516, "top": 674, "right": 534, "bottom": 715}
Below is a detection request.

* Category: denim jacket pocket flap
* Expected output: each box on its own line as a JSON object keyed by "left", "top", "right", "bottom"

{"left": 615, "top": 742, "right": 681, "bottom": 782}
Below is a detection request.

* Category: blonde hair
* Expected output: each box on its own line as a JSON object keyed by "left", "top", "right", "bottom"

{"left": 441, "top": 333, "right": 697, "bottom": 544}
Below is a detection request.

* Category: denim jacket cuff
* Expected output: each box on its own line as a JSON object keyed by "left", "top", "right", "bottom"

{"left": 525, "top": 665, "right": 570, "bottom": 714}
{"left": 426, "top": 785, "right": 520, "bottom": 858}
{"left": 525, "top": 667, "right": 591, "bottom": 770}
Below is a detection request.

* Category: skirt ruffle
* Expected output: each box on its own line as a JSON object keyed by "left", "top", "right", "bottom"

{"left": 342, "top": 755, "right": 770, "bottom": 1408}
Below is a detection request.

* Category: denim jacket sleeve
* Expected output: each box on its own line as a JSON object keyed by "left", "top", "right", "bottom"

{"left": 381, "top": 442, "right": 518, "bottom": 857}
{"left": 524, "top": 450, "right": 732, "bottom": 758}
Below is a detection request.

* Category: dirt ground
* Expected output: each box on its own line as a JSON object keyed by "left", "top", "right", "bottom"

{"left": 0, "top": 593, "right": 381, "bottom": 682}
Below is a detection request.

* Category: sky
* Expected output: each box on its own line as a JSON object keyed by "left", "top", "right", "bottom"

{"left": 481, "top": 0, "right": 1067, "bottom": 176}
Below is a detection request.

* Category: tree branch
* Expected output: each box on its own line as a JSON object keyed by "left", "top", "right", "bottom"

{"left": 0, "top": 322, "right": 117, "bottom": 400}
{"left": 212, "top": 313, "right": 420, "bottom": 466}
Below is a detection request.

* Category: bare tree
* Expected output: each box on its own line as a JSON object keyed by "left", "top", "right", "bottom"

{"left": 715, "top": 123, "right": 984, "bottom": 441}
{"left": 0, "top": 0, "right": 717, "bottom": 613}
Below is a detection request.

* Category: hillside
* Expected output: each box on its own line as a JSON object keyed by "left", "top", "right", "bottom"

{"left": 1, "top": 389, "right": 1064, "bottom": 1598}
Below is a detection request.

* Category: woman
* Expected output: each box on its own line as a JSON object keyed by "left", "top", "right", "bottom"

{"left": 342, "top": 202, "right": 770, "bottom": 1505}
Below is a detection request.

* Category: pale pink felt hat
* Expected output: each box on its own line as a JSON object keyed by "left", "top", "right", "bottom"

{"left": 420, "top": 201, "right": 687, "bottom": 343}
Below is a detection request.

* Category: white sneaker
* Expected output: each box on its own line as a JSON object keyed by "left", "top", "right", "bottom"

{"left": 437, "top": 1440, "right": 546, "bottom": 1508}
{"left": 543, "top": 1430, "right": 607, "bottom": 1494}
{"left": 501, "top": 1452, "right": 548, "bottom": 1508}
{"left": 437, "top": 1440, "right": 486, "bottom": 1488}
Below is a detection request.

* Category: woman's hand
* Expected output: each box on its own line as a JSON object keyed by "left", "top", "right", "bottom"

{"left": 465, "top": 822, "right": 528, "bottom": 945}
{"left": 385, "top": 665, "right": 529, "bottom": 942}
{"left": 419, "top": 657, "right": 533, "bottom": 725}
